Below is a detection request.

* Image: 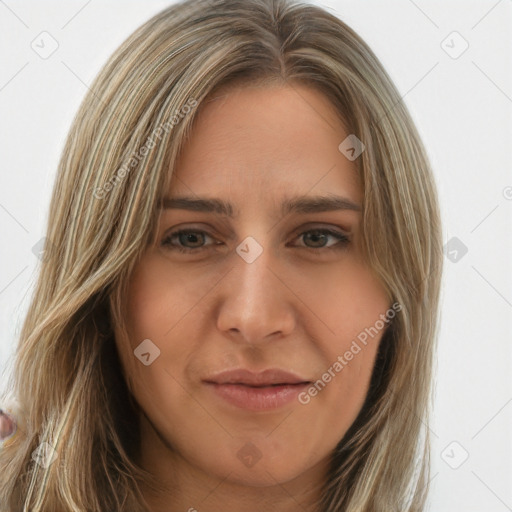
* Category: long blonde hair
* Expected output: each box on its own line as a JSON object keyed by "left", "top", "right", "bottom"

{"left": 0, "top": 0, "right": 443, "bottom": 510}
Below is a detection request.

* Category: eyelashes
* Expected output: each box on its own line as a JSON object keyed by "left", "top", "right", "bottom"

{"left": 160, "top": 227, "right": 350, "bottom": 255}
{"left": 161, "top": 230, "right": 219, "bottom": 254}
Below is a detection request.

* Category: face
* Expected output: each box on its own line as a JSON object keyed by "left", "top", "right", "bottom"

{"left": 114, "top": 83, "right": 391, "bottom": 500}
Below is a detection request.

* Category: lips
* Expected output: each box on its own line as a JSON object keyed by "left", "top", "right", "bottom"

{"left": 202, "top": 368, "right": 311, "bottom": 387}
{"left": 202, "top": 368, "right": 312, "bottom": 411}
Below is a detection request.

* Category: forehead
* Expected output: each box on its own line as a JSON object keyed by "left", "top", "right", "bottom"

{"left": 168, "top": 83, "right": 362, "bottom": 207}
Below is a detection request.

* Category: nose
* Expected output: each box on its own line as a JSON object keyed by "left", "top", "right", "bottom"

{"left": 215, "top": 241, "right": 296, "bottom": 345}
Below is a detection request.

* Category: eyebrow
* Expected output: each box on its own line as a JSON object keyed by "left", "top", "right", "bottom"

{"left": 159, "top": 194, "right": 362, "bottom": 217}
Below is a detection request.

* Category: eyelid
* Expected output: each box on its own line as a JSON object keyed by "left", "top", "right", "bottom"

{"left": 289, "top": 222, "right": 351, "bottom": 238}
{"left": 289, "top": 227, "right": 350, "bottom": 250}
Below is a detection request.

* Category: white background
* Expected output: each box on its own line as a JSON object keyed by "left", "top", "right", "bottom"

{"left": 0, "top": 1, "right": 511, "bottom": 510}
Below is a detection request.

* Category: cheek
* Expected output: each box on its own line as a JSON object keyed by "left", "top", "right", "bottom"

{"left": 113, "top": 260, "right": 175, "bottom": 393}
{"left": 292, "top": 258, "right": 390, "bottom": 343}
{"left": 293, "top": 260, "right": 390, "bottom": 408}
{"left": 124, "top": 257, "right": 197, "bottom": 343}
{"left": 117, "top": 256, "right": 214, "bottom": 398}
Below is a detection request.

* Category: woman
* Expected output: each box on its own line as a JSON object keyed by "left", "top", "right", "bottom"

{"left": 0, "top": 0, "right": 443, "bottom": 510}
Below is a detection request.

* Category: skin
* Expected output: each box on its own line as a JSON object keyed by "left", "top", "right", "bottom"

{"left": 0, "top": 411, "right": 15, "bottom": 440}
{"left": 114, "top": 83, "right": 392, "bottom": 512}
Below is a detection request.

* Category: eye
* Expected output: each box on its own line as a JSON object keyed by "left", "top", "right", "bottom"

{"left": 160, "top": 227, "right": 350, "bottom": 254}
{"left": 293, "top": 228, "right": 350, "bottom": 251}
{"left": 161, "top": 229, "right": 218, "bottom": 254}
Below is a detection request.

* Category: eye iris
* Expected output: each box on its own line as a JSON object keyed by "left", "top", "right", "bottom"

{"left": 305, "top": 231, "right": 327, "bottom": 248}
{"left": 179, "top": 232, "right": 204, "bottom": 248}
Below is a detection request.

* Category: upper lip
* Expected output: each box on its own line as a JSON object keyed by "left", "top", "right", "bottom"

{"left": 202, "top": 368, "right": 311, "bottom": 387}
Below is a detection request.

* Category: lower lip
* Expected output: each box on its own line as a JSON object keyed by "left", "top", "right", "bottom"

{"left": 204, "top": 382, "right": 310, "bottom": 411}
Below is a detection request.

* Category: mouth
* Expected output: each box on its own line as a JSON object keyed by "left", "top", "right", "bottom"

{"left": 202, "top": 368, "right": 312, "bottom": 411}
{"left": 203, "top": 368, "right": 311, "bottom": 386}
{"left": 219, "top": 382, "right": 304, "bottom": 387}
